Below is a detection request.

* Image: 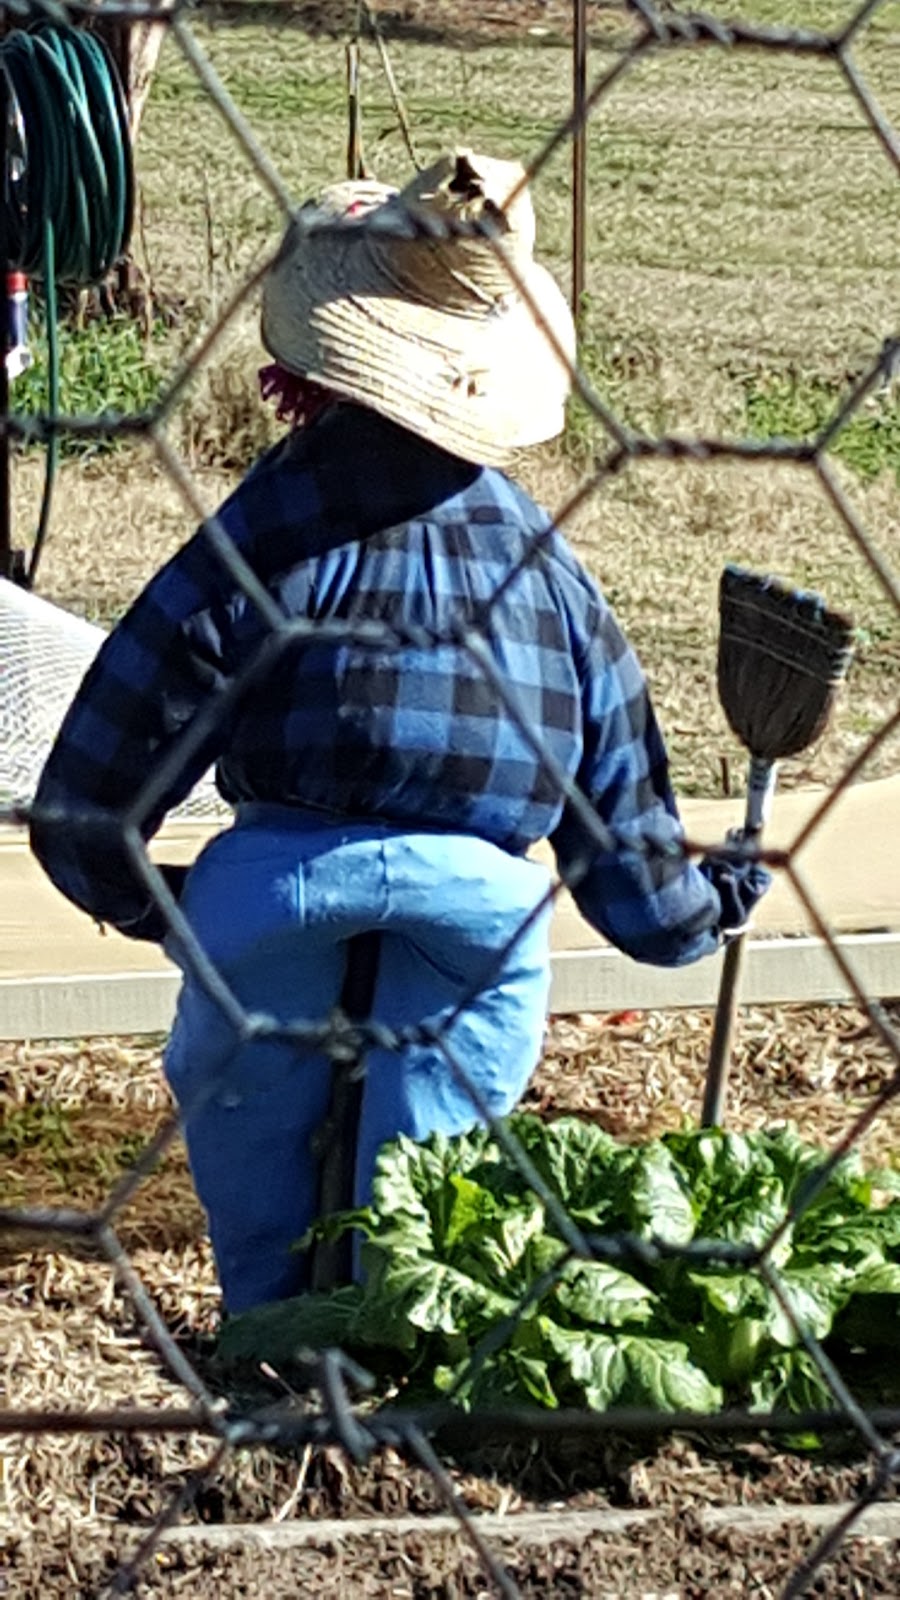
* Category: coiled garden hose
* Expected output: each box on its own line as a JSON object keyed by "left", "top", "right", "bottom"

{"left": 1, "top": 20, "right": 134, "bottom": 585}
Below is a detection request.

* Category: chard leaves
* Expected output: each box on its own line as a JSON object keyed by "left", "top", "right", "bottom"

{"left": 218, "top": 1117, "right": 900, "bottom": 1422}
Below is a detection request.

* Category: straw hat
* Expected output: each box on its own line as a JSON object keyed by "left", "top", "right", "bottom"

{"left": 260, "top": 149, "right": 576, "bottom": 466}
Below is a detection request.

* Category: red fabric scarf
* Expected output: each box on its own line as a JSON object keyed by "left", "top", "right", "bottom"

{"left": 258, "top": 363, "right": 335, "bottom": 429}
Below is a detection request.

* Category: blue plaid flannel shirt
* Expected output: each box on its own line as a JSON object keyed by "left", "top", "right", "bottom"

{"left": 30, "top": 403, "right": 725, "bottom": 964}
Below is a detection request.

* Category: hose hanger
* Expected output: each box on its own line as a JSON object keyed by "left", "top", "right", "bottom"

{"left": 1, "top": 19, "right": 134, "bottom": 588}
{"left": 2, "top": 20, "right": 133, "bottom": 284}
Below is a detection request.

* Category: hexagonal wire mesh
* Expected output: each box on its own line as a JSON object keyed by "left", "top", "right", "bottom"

{"left": 1, "top": 1, "right": 900, "bottom": 1595}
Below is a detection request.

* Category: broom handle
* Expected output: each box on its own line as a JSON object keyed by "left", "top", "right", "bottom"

{"left": 701, "top": 757, "right": 775, "bottom": 1128}
{"left": 702, "top": 929, "right": 748, "bottom": 1127}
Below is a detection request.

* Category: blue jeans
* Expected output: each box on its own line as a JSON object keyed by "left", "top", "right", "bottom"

{"left": 163, "top": 808, "right": 552, "bottom": 1312}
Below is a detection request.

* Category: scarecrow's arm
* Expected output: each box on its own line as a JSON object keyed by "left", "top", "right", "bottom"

{"left": 549, "top": 599, "right": 744, "bottom": 967}
{"left": 28, "top": 532, "right": 235, "bottom": 940}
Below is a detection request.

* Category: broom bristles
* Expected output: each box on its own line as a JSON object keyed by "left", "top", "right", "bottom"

{"left": 717, "top": 565, "right": 855, "bottom": 762}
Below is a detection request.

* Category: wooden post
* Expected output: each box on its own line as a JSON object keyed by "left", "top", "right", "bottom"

{"left": 84, "top": 3, "right": 169, "bottom": 310}
{"left": 89, "top": 1, "right": 170, "bottom": 145}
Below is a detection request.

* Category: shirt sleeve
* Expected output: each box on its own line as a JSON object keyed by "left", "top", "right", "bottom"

{"left": 28, "top": 458, "right": 292, "bottom": 941}
{"left": 548, "top": 588, "right": 722, "bottom": 967}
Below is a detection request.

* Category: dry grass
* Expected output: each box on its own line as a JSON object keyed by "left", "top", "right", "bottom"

{"left": 531, "top": 1001, "right": 900, "bottom": 1157}
{"left": 520, "top": 451, "right": 900, "bottom": 793}
{"left": 12, "top": 450, "right": 238, "bottom": 624}
{"left": 22, "top": 437, "right": 899, "bottom": 795}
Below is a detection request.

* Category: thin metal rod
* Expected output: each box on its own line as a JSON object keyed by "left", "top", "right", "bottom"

{"left": 346, "top": 39, "right": 365, "bottom": 180}
{"left": 571, "top": 0, "right": 588, "bottom": 319}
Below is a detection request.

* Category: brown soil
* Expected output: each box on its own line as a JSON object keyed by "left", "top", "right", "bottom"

{"left": 208, "top": 0, "right": 632, "bottom": 51}
{"left": 3, "top": 1517, "right": 900, "bottom": 1599}
{"left": 3, "top": 1003, "right": 900, "bottom": 1596}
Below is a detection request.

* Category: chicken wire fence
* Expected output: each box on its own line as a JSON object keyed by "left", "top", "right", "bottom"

{"left": 1, "top": 1, "right": 900, "bottom": 1595}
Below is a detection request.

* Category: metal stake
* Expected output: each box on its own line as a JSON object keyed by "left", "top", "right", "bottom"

{"left": 571, "top": 0, "right": 588, "bottom": 320}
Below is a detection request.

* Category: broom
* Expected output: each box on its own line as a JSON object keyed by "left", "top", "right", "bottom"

{"left": 701, "top": 565, "right": 855, "bottom": 1128}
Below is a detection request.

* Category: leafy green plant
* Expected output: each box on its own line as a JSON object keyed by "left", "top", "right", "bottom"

{"left": 0, "top": 1101, "right": 74, "bottom": 1160}
{"left": 13, "top": 314, "right": 169, "bottom": 455}
{"left": 89, "top": 1130, "right": 156, "bottom": 1185}
{"left": 218, "top": 1117, "right": 900, "bottom": 1418}
{"left": 0, "top": 1102, "right": 77, "bottom": 1199}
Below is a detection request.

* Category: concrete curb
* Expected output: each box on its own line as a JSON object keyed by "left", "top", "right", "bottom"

{"left": 2, "top": 930, "right": 899, "bottom": 1040}
{"left": 153, "top": 1499, "right": 900, "bottom": 1551}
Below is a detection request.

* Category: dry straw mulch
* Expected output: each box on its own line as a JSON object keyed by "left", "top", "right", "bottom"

{"left": 2, "top": 1004, "right": 899, "bottom": 1562}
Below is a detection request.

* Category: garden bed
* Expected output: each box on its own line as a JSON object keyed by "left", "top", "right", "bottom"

{"left": 3, "top": 1004, "right": 899, "bottom": 1594}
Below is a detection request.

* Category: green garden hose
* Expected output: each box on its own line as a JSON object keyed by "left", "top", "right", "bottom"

{"left": 1, "top": 19, "right": 134, "bottom": 584}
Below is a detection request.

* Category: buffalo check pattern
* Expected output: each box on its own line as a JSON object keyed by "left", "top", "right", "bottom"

{"left": 31, "top": 403, "right": 723, "bottom": 962}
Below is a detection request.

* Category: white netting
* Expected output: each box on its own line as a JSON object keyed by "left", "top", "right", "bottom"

{"left": 0, "top": 577, "right": 229, "bottom": 819}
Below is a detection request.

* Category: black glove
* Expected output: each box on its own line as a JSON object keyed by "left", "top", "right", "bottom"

{"left": 699, "top": 831, "right": 772, "bottom": 938}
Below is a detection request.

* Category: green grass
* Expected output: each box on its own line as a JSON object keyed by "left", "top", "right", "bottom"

{"left": 567, "top": 312, "right": 900, "bottom": 484}
{"left": 13, "top": 315, "right": 168, "bottom": 455}
{"left": 742, "top": 370, "right": 900, "bottom": 482}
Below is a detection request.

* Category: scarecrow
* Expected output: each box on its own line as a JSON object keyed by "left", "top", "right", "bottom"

{"left": 30, "top": 151, "right": 769, "bottom": 1313}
